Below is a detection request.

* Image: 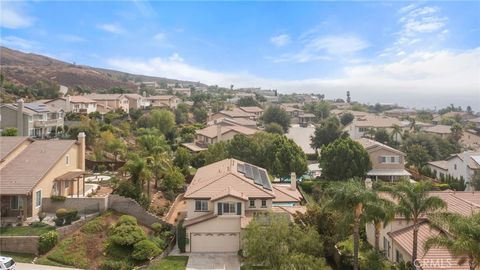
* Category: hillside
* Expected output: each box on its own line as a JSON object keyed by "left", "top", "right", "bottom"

{"left": 0, "top": 46, "right": 203, "bottom": 93}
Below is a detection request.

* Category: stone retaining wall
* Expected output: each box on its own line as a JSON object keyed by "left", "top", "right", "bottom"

{"left": 0, "top": 236, "right": 39, "bottom": 255}
{"left": 42, "top": 197, "right": 108, "bottom": 214}
{"left": 108, "top": 194, "right": 163, "bottom": 226}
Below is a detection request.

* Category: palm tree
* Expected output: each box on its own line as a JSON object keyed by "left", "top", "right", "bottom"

{"left": 391, "top": 124, "right": 403, "bottom": 148}
{"left": 328, "top": 179, "right": 378, "bottom": 270}
{"left": 381, "top": 181, "right": 447, "bottom": 265}
{"left": 364, "top": 128, "right": 376, "bottom": 139}
{"left": 425, "top": 212, "right": 480, "bottom": 270}
{"left": 363, "top": 198, "right": 395, "bottom": 251}
{"left": 123, "top": 155, "right": 153, "bottom": 198}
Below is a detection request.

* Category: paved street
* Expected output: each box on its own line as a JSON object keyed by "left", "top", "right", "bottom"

{"left": 16, "top": 263, "right": 82, "bottom": 270}
{"left": 186, "top": 253, "right": 240, "bottom": 270}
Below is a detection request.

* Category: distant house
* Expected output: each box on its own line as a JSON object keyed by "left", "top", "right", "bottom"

{"left": 0, "top": 100, "right": 64, "bottom": 138}
{"left": 210, "top": 108, "right": 254, "bottom": 121}
{"left": 124, "top": 94, "right": 150, "bottom": 109}
{"left": 85, "top": 94, "right": 129, "bottom": 113}
{"left": 383, "top": 108, "right": 417, "bottom": 118}
{"left": 238, "top": 106, "right": 264, "bottom": 120}
{"left": 182, "top": 158, "right": 305, "bottom": 252}
{"left": 366, "top": 191, "right": 479, "bottom": 269}
{"left": 172, "top": 87, "right": 191, "bottom": 97}
{"left": 147, "top": 95, "right": 178, "bottom": 109}
{"left": 356, "top": 138, "right": 410, "bottom": 181}
{"left": 423, "top": 125, "right": 480, "bottom": 150}
{"left": 207, "top": 117, "right": 258, "bottom": 130}
{"left": 280, "top": 105, "right": 316, "bottom": 125}
{"left": 427, "top": 151, "right": 480, "bottom": 190}
{"left": 0, "top": 133, "right": 86, "bottom": 222}
{"left": 45, "top": 96, "right": 97, "bottom": 114}
{"left": 344, "top": 115, "right": 409, "bottom": 139}
{"left": 432, "top": 111, "right": 476, "bottom": 125}
{"left": 467, "top": 117, "right": 480, "bottom": 129}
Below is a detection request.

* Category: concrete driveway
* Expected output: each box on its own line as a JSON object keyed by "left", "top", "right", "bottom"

{"left": 16, "top": 263, "right": 82, "bottom": 270}
{"left": 186, "top": 253, "right": 240, "bottom": 270}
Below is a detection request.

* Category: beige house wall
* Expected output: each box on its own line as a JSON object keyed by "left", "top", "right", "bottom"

{"left": 461, "top": 132, "right": 480, "bottom": 149}
{"left": 365, "top": 219, "right": 414, "bottom": 261}
{"left": 368, "top": 148, "right": 405, "bottom": 170}
{"left": 186, "top": 199, "right": 215, "bottom": 219}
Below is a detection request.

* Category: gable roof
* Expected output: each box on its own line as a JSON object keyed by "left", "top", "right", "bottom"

{"left": 0, "top": 139, "right": 77, "bottom": 195}
{"left": 85, "top": 93, "right": 126, "bottom": 101}
{"left": 239, "top": 106, "right": 263, "bottom": 113}
{"left": 184, "top": 159, "right": 275, "bottom": 199}
{"left": 272, "top": 184, "right": 303, "bottom": 202}
{"left": 356, "top": 138, "right": 405, "bottom": 156}
{"left": 424, "top": 125, "right": 452, "bottom": 134}
{"left": 196, "top": 124, "right": 257, "bottom": 139}
{"left": 211, "top": 186, "right": 249, "bottom": 201}
{"left": 218, "top": 108, "right": 253, "bottom": 118}
{"left": 351, "top": 115, "right": 407, "bottom": 128}
{"left": 0, "top": 137, "right": 31, "bottom": 161}
{"left": 428, "top": 160, "right": 448, "bottom": 170}
{"left": 146, "top": 95, "right": 175, "bottom": 101}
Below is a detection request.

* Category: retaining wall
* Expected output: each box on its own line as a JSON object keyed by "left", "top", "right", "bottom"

{"left": 42, "top": 197, "right": 108, "bottom": 214}
{"left": 108, "top": 194, "right": 162, "bottom": 226}
{"left": 0, "top": 236, "right": 39, "bottom": 255}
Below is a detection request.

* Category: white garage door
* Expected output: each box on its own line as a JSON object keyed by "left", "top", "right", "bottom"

{"left": 190, "top": 232, "right": 240, "bottom": 252}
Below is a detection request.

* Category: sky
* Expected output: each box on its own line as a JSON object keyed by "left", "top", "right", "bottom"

{"left": 1, "top": 1, "right": 479, "bottom": 110}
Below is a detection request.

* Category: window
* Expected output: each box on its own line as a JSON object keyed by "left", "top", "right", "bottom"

{"left": 65, "top": 155, "right": 70, "bottom": 165}
{"left": 35, "top": 190, "right": 42, "bottom": 208}
{"left": 249, "top": 199, "right": 255, "bottom": 208}
{"left": 221, "top": 202, "right": 237, "bottom": 214}
{"left": 454, "top": 164, "right": 457, "bottom": 170}
{"left": 10, "top": 196, "right": 22, "bottom": 210}
{"left": 261, "top": 200, "right": 267, "bottom": 208}
{"left": 396, "top": 250, "right": 404, "bottom": 263}
{"left": 379, "top": 156, "right": 400, "bottom": 164}
{"left": 195, "top": 200, "right": 208, "bottom": 211}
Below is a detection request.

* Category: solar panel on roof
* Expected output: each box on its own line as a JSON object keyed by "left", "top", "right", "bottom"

{"left": 259, "top": 170, "right": 272, "bottom": 190}
{"left": 244, "top": 164, "right": 253, "bottom": 179}
{"left": 237, "top": 163, "right": 245, "bottom": 173}
{"left": 252, "top": 166, "right": 262, "bottom": 185}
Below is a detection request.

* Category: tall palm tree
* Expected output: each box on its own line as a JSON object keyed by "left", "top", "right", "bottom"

{"left": 381, "top": 181, "right": 447, "bottom": 265}
{"left": 363, "top": 198, "right": 395, "bottom": 251}
{"left": 123, "top": 155, "right": 153, "bottom": 198}
{"left": 364, "top": 128, "right": 376, "bottom": 139}
{"left": 425, "top": 212, "right": 480, "bottom": 270}
{"left": 391, "top": 124, "right": 403, "bottom": 148}
{"left": 328, "top": 179, "right": 378, "bottom": 270}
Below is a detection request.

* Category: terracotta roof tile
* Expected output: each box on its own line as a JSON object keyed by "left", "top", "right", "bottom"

{"left": 0, "top": 137, "right": 30, "bottom": 161}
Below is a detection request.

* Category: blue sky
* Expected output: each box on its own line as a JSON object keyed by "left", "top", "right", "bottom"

{"left": 1, "top": 1, "right": 479, "bottom": 109}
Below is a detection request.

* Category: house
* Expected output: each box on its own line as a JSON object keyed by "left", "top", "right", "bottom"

{"left": 172, "top": 87, "right": 191, "bottom": 97}
{"left": 427, "top": 151, "right": 480, "bottom": 190}
{"left": 210, "top": 108, "right": 254, "bottom": 121}
{"left": 280, "top": 105, "right": 316, "bottom": 125}
{"left": 344, "top": 115, "right": 409, "bottom": 139}
{"left": 238, "top": 106, "right": 264, "bottom": 120}
{"left": 182, "top": 158, "right": 305, "bottom": 252}
{"left": 85, "top": 94, "right": 130, "bottom": 113}
{"left": 432, "top": 111, "right": 476, "bottom": 125}
{"left": 383, "top": 108, "right": 417, "bottom": 118}
{"left": 207, "top": 117, "right": 258, "bottom": 130}
{"left": 330, "top": 109, "right": 373, "bottom": 119}
{"left": 366, "top": 191, "right": 479, "bottom": 269}
{"left": 147, "top": 95, "right": 178, "bottom": 109}
{"left": 45, "top": 96, "right": 97, "bottom": 114}
{"left": 423, "top": 125, "right": 480, "bottom": 149}
{"left": 184, "top": 124, "right": 258, "bottom": 152}
{"left": 0, "top": 133, "right": 86, "bottom": 221}
{"left": 467, "top": 117, "right": 480, "bottom": 129}
{"left": 0, "top": 100, "right": 64, "bottom": 138}
{"left": 356, "top": 138, "right": 410, "bottom": 181}
{"left": 124, "top": 94, "right": 150, "bottom": 109}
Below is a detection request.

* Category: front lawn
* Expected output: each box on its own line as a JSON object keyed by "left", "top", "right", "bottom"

{"left": 0, "top": 224, "right": 55, "bottom": 236}
{"left": 0, "top": 251, "right": 35, "bottom": 263}
{"left": 147, "top": 256, "right": 189, "bottom": 270}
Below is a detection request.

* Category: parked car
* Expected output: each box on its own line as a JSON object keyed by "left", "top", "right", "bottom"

{"left": 0, "top": 256, "right": 16, "bottom": 270}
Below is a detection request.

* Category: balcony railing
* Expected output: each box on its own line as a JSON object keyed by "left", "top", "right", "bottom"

{"left": 33, "top": 118, "right": 63, "bottom": 128}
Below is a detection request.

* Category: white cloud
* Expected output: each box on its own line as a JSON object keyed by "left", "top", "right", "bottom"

{"left": 270, "top": 34, "right": 290, "bottom": 47}
{"left": 153, "top": 32, "right": 166, "bottom": 42}
{"left": 270, "top": 35, "right": 368, "bottom": 63}
{"left": 0, "top": 2, "right": 34, "bottom": 29}
{"left": 97, "top": 23, "right": 125, "bottom": 34}
{"left": 0, "top": 36, "right": 36, "bottom": 50}
{"left": 107, "top": 48, "right": 479, "bottom": 109}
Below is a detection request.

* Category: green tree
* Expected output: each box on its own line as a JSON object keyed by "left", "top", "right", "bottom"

{"left": 137, "top": 134, "right": 170, "bottom": 156}
{"left": 162, "top": 166, "right": 185, "bottom": 192}
{"left": 123, "top": 154, "right": 153, "bottom": 199}
{"left": 174, "top": 103, "right": 189, "bottom": 124}
{"left": 193, "top": 107, "right": 208, "bottom": 123}
{"left": 450, "top": 123, "right": 463, "bottom": 142}
{"left": 328, "top": 179, "right": 378, "bottom": 270}
{"left": 237, "top": 96, "right": 260, "bottom": 107}
{"left": 243, "top": 213, "right": 328, "bottom": 270}
{"left": 425, "top": 212, "right": 480, "bottom": 270}
{"left": 304, "top": 101, "right": 331, "bottom": 120}
{"left": 150, "top": 109, "right": 175, "bottom": 135}
{"left": 264, "top": 122, "right": 284, "bottom": 134}
{"left": 363, "top": 197, "right": 395, "bottom": 251}
{"left": 374, "top": 128, "right": 391, "bottom": 145}
{"left": 319, "top": 136, "right": 371, "bottom": 180}
{"left": 310, "top": 116, "right": 343, "bottom": 150}
{"left": 390, "top": 124, "right": 403, "bottom": 148}
{"left": 262, "top": 106, "right": 291, "bottom": 133}
{"left": 340, "top": 112, "right": 354, "bottom": 126}
{"left": 174, "top": 147, "right": 192, "bottom": 176}
{"left": 204, "top": 141, "right": 229, "bottom": 165}
{"left": 405, "top": 144, "right": 431, "bottom": 168}
{"left": 380, "top": 181, "right": 447, "bottom": 265}
{"left": 1, "top": 128, "right": 18, "bottom": 136}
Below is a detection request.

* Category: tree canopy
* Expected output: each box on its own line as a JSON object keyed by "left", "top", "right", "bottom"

{"left": 237, "top": 96, "right": 260, "bottom": 107}
{"left": 262, "top": 106, "right": 291, "bottom": 133}
{"left": 310, "top": 116, "right": 343, "bottom": 150}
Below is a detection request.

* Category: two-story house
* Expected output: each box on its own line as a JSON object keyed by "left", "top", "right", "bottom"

{"left": 210, "top": 108, "right": 255, "bottom": 122}
{"left": 0, "top": 133, "right": 86, "bottom": 222}
{"left": 356, "top": 138, "right": 410, "bottom": 181}
{"left": 193, "top": 124, "right": 258, "bottom": 149}
{"left": 345, "top": 115, "right": 409, "bottom": 140}
{"left": 124, "top": 94, "right": 150, "bottom": 109}
{"left": 427, "top": 151, "right": 480, "bottom": 190}
{"left": 238, "top": 106, "right": 264, "bottom": 120}
{"left": 45, "top": 96, "right": 97, "bottom": 114}
{"left": 0, "top": 100, "right": 64, "bottom": 138}
{"left": 85, "top": 94, "right": 130, "bottom": 113}
{"left": 147, "top": 95, "right": 178, "bottom": 109}
{"left": 182, "top": 158, "right": 304, "bottom": 252}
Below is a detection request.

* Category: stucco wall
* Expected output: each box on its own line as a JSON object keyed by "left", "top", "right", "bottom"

{"left": 42, "top": 197, "right": 108, "bottom": 214}
{"left": 369, "top": 148, "right": 405, "bottom": 170}
{"left": 0, "top": 106, "right": 31, "bottom": 136}
{"left": 365, "top": 219, "right": 414, "bottom": 261}
{"left": 108, "top": 194, "right": 162, "bottom": 226}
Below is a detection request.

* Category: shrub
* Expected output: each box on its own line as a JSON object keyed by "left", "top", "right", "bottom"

{"left": 177, "top": 220, "right": 186, "bottom": 253}
{"left": 115, "top": 180, "right": 139, "bottom": 200}
{"left": 53, "top": 218, "right": 64, "bottom": 227}
{"left": 105, "top": 241, "right": 131, "bottom": 259}
{"left": 56, "top": 208, "right": 68, "bottom": 219}
{"left": 38, "top": 211, "right": 47, "bottom": 222}
{"left": 81, "top": 218, "right": 105, "bottom": 234}
{"left": 100, "top": 260, "right": 123, "bottom": 270}
{"left": 150, "top": 222, "right": 163, "bottom": 235}
{"left": 64, "top": 209, "right": 78, "bottom": 225}
{"left": 132, "top": 240, "right": 161, "bottom": 261}
{"left": 38, "top": 230, "right": 59, "bottom": 254}
{"left": 30, "top": 221, "right": 48, "bottom": 227}
{"left": 110, "top": 225, "right": 146, "bottom": 246}
{"left": 50, "top": 195, "right": 66, "bottom": 202}
{"left": 117, "top": 215, "right": 137, "bottom": 226}
{"left": 149, "top": 236, "right": 167, "bottom": 249}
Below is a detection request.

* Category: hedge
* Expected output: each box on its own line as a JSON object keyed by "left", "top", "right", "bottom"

{"left": 38, "top": 230, "right": 59, "bottom": 254}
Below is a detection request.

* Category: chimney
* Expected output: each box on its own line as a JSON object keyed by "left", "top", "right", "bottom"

{"left": 78, "top": 132, "right": 86, "bottom": 171}
{"left": 217, "top": 125, "right": 222, "bottom": 142}
{"left": 16, "top": 99, "right": 24, "bottom": 136}
{"left": 290, "top": 172, "right": 297, "bottom": 191}
{"left": 66, "top": 95, "right": 71, "bottom": 112}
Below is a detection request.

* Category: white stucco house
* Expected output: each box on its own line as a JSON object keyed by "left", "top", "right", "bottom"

{"left": 427, "top": 151, "right": 480, "bottom": 190}
{"left": 182, "top": 158, "right": 305, "bottom": 253}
